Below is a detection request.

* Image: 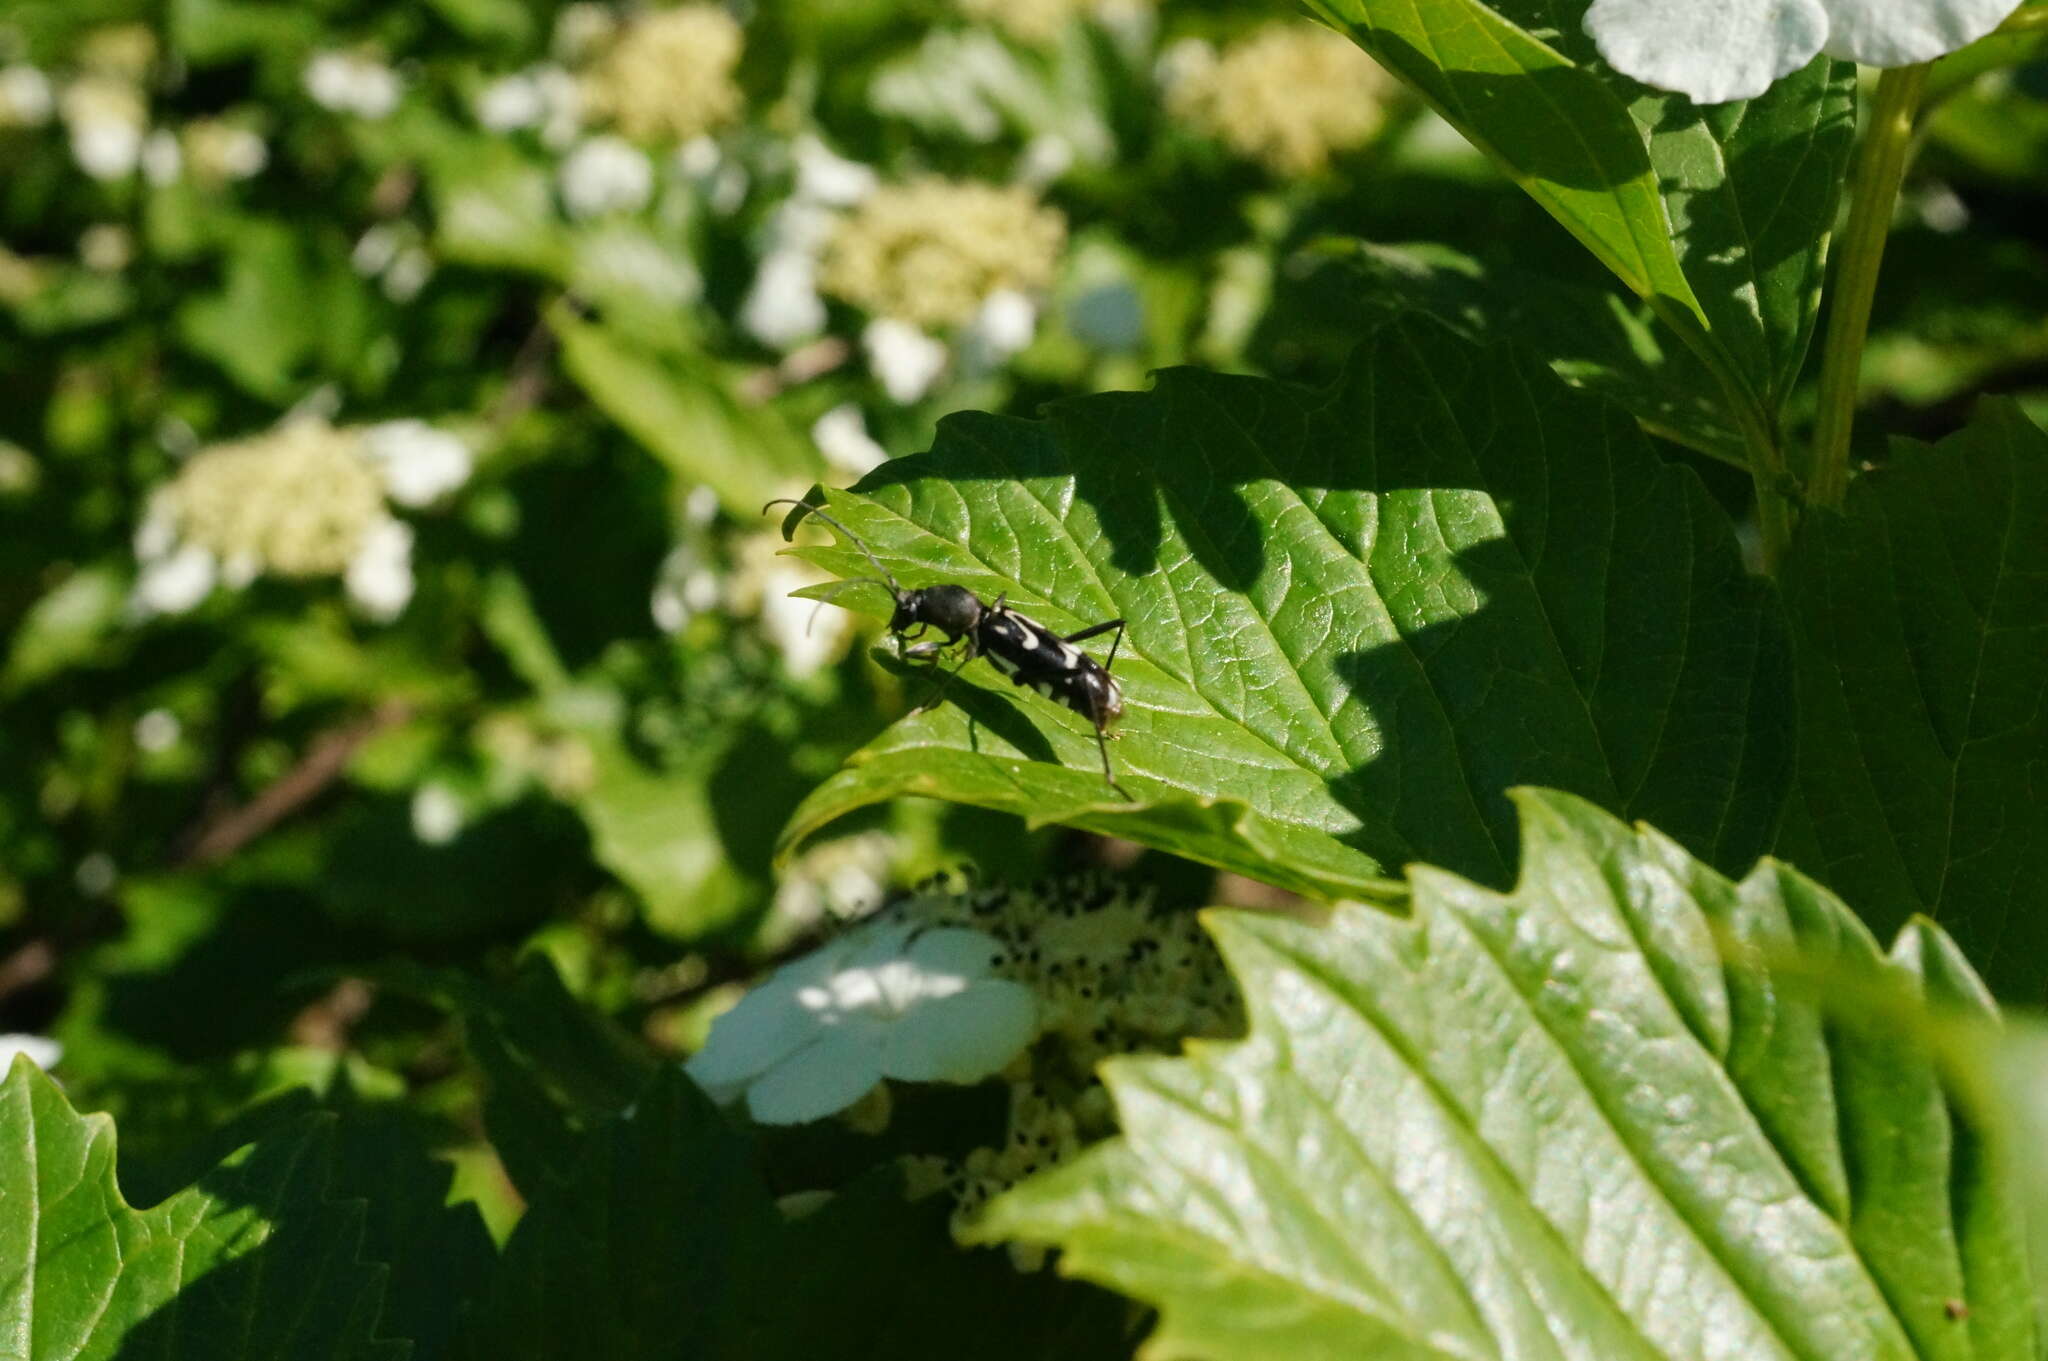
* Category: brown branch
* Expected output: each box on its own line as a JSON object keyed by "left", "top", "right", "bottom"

{"left": 175, "top": 700, "right": 413, "bottom": 866}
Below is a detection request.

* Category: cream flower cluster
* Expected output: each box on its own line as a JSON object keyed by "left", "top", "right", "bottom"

{"left": 819, "top": 178, "right": 1066, "bottom": 330}
{"left": 132, "top": 417, "right": 471, "bottom": 621}
{"left": 953, "top": 0, "right": 1152, "bottom": 47}
{"left": 581, "top": 4, "right": 744, "bottom": 143}
{"left": 1165, "top": 24, "right": 1392, "bottom": 176}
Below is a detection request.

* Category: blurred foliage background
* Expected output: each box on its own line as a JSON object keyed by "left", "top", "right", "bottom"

{"left": 4, "top": 0, "right": 2048, "bottom": 1226}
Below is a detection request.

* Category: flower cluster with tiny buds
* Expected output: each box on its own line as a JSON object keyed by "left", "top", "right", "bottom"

{"left": 1164, "top": 24, "right": 1392, "bottom": 176}
{"left": 581, "top": 4, "right": 744, "bottom": 144}
{"left": 819, "top": 178, "right": 1066, "bottom": 330}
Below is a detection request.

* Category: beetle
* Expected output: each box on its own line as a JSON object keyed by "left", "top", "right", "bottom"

{"left": 766, "top": 498, "right": 1130, "bottom": 791}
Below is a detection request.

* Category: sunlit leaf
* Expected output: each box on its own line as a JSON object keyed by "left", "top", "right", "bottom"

{"left": 781, "top": 320, "right": 1790, "bottom": 895}
{"left": 978, "top": 789, "right": 2033, "bottom": 1360}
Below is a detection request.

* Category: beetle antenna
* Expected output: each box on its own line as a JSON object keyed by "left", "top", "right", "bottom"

{"left": 764, "top": 498, "right": 903, "bottom": 596}
{"left": 802, "top": 576, "right": 897, "bottom": 633}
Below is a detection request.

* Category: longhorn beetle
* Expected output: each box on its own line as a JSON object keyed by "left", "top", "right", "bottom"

{"left": 766, "top": 499, "right": 1130, "bottom": 792}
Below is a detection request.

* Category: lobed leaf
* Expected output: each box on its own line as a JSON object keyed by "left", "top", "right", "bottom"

{"left": 977, "top": 789, "right": 2034, "bottom": 1360}
{"left": 0, "top": 1058, "right": 401, "bottom": 1361}
{"left": 780, "top": 320, "right": 1790, "bottom": 895}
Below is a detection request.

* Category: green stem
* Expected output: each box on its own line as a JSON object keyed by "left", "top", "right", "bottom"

{"left": 1644, "top": 297, "right": 1794, "bottom": 574}
{"left": 1808, "top": 64, "right": 1929, "bottom": 509}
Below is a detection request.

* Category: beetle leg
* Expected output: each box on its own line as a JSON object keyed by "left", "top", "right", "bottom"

{"left": 1062, "top": 618, "right": 1126, "bottom": 672}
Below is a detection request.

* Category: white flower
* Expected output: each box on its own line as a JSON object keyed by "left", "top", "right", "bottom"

{"left": 344, "top": 517, "right": 415, "bottom": 621}
{"left": 0, "top": 65, "right": 54, "bottom": 126}
{"left": 362, "top": 420, "right": 472, "bottom": 507}
{"left": 863, "top": 319, "right": 949, "bottom": 404}
{"left": 134, "top": 708, "right": 182, "bottom": 753}
{"left": 79, "top": 224, "right": 133, "bottom": 273}
{"left": 740, "top": 249, "right": 826, "bottom": 349}
{"left": 1585, "top": 0, "right": 2026, "bottom": 104}
{"left": 186, "top": 120, "right": 267, "bottom": 182}
{"left": 476, "top": 72, "right": 546, "bottom": 131}
{"left": 651, "top": 543, "right": 722, "bottom": 633}
{"left": 687, "top": 919, "right": 1040, "bottom": 1125}
{"left": 0, "top": 1034, "right": 61, "bottom": 1072}
{"left": 140, "top": 128, "right": 182, "bottom": 185}
{"left": 553, "top": 2, "right": 619, "bottom": 63}
{"left": 811, "top": 403, "right": 887, "bottom": 477}
{"left": 303, "top": 52, "right": 402, "bottom": 119}
{"left": 558, "top": 135, "right": 653, "bottom": 217}
{"left": 133, "top": 542, "right": 218, "bottom": 617}
{"left": 60, "top": 78, "right": 145, "bottom": 180}
{"left": 532, "top": 66, "right": 585, "bottom": 149}
{"left": 410, "top": 782, "right": 465, "bottom": 844}
{"left": 382, "top": 246, "right": 433, "bottom": 301}
{"left": 792, "top": 134, "right": 877, "bottom": 206}
{"left": 964, "top": 288, "right": 1038, "bottom": 365}
{"left": 1018, "top": 132, "right": 1076, "bottom": 186}
{"left": 759, "top": 561, "right": 849, "bottom": 678}
{"left": 74, "top": 852, "right": 118, "bottom": 897}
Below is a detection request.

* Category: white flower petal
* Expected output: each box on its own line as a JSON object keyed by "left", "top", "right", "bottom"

{"left": 1819, "top": 0, "right": 2022, "bottom": 66}
{"left": 345, "top": 518, "right": 415, "bottom": 621}
{"left": 687, "top": 975, "right": 821, "bottom": 1088}
{"left": 792, "top": 134, "right": 877, "bottom": 206}
{"left": 740, "top": 250, "right": 826, "bottom": 349}
{"left": 477, "top": 73, "right": 544, "bottom": 132}
{"left": 134, "top": 543, "right": 217, "bottom": 616}
{"left": 0, "top": 1034, "right": 61, "bottom": 1071}
{"left": 863, "top": 319, "right": 949, "bottom": 405}
{"left": 905, "top": 926, "right": 1005, "bottom": 981}
{"left": 879, "top": 981, "right": 1039, "bottom": 1083}
{"left": 559, "top": 135, "right": 653, "bottom": 218}
{"left": 969, "top": 289, "right": 1038, "bottom": 359}
{"left": 363, "top": 419, "right": 473, "bottom": 506}
{"left": 811, "top": 404, "right": 887, "bottom": 477}
{"left": 744, "top": 1030, "right": 884, "bottom": 1124}
{"left": 1585, "top": 0, "right": 1827, "bottom": 104}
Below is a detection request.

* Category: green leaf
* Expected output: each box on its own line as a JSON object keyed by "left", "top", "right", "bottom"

{"left": 568, "top": 714, "right": 759, "bottom": 939}
{"left": 976, "top": 789, "right": 2034, "bottom": 1361}
{"left": 552, "top": 308, "right": 824, "bottom": 516}
{"left": 0, "top": 1057, "right": 401, "bottom": 1360}
{"left": 1308, "top": 0, "right": 1854, "bottom": 413}
{"left": 2, "top": 563, "right": 126, "bottom": 695}
{"left": 389, "top": 957, "right": 655, "bottom": 1196}
{"left": 1302, "top": 239, "right": 1747, "bottom": 464}
{"left": 1776, "top": 399, "right": 2048, "bottom": 1002}
{"left": 453, "top": 1070, "right": 1131, "bottom": 1361}
{"left": 449, "top": 1069, "right": 777, "bottom": 1361}
{"left": 781, "top": 320, "right": 1790, "bottom": 895}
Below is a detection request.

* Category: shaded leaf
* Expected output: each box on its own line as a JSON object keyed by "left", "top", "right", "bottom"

{"left": 978, "top": 789, "right": 2033, "bottom": 1361}
{"left": 1301, "top": 238, "right": 1746, "bottom": 463}
{"left": 453, "top": 1070, "right": 1132, "bottom": 1361}
{"left": 449, "top": 1069, "right": 776, "bottom": 1361}
{"left": 0, "top": 1057, "right": 401, "bottom": 1360}
{"left": 782, "top": 320, "right": 1789, "bottom": 894}
{"left": 1777, "top": 399, "right": 2048, "bottom": 1001}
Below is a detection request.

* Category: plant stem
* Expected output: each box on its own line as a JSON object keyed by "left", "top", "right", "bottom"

{"left": 1808, "top": 64, "right": 1929, "bottom": 508}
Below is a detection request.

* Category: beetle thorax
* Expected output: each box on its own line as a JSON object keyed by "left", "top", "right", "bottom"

{"left": 902, "top": 584, "right": 984, "bottom": 639}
